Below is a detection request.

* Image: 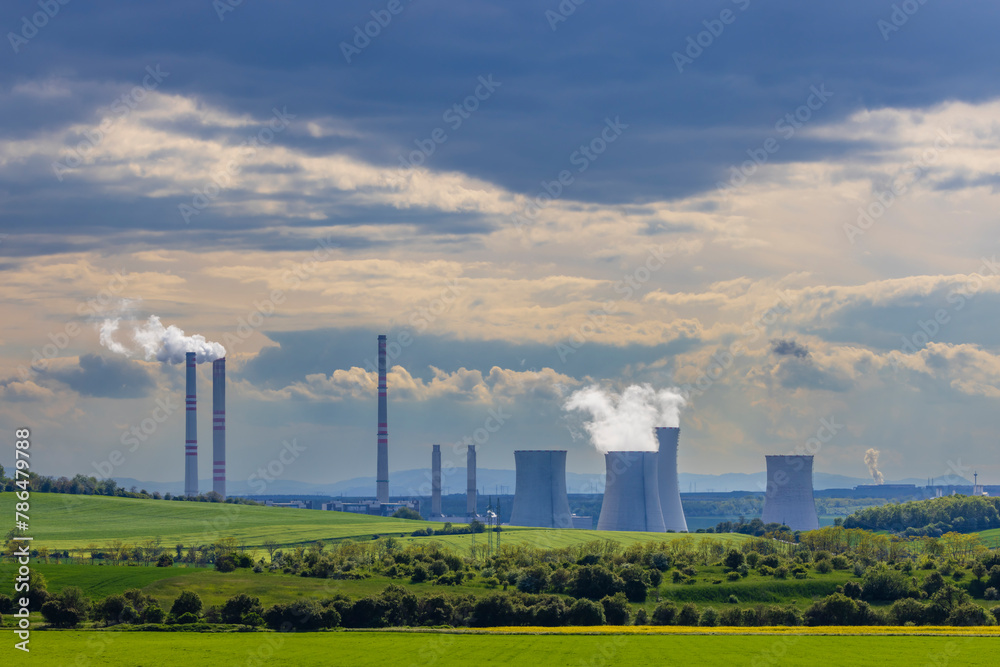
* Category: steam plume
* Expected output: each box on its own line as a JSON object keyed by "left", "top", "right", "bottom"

{"left": 864, "top": 448, "right": 884, "bottom": 485}
{"left": 100, "top": 315, "right": 225, "bottom": 364}
{"left": 564, "top": 384, "right": 684, "bottom": 453}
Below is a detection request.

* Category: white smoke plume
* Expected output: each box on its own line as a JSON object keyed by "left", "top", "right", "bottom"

{"left": 99, "top": 315, "right": 225, "bottom": 364}
{"left": 564, "top": 383, "right": 685, "bottom": 453}
{"left": 864, "top": 448, "right": 884, "bottom": 485}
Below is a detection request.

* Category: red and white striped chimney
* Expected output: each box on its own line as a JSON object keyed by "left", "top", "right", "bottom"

{"left": 376, "top": 335, "right": 389, "bottom": 503}
{"left": 184, "top": 352, "right": 198, "bottom": 496}
{"left": 212, "top": 358, "right": 226, "bottom": 499}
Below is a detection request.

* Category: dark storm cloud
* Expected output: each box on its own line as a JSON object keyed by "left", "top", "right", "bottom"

{"left": 40, "top": 353, "right": 155, "bottom": 398}
{"left": 2, "top": 0, "right": 998, "bottom": 223}
{"left": 770, "top": 338, "right": 809, "bottom": 358}
{"left": 774, "top": 357, "right": 851, "bottom": 393}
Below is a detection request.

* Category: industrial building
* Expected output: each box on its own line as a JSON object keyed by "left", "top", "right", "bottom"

{"left": 760, "top": 455, "right": 820, "bottom": 531}
{"left": 596, "top": 451, "right": 667, "bottom": 532}
{"left": 321, "top": 499, "right": 420, "bottom": 517}
{"left": 655, "top": 427, "right": 688, "bottom": 532}
{"left": 509, "top": 450, "right": 574, "bottom": 528}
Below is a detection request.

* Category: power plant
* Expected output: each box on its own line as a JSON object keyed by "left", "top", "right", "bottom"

{"left": 596, "top": 451, "right": 666, "bottom": 532}
{"left": 509, "top": 450, "right": 573, "bottom": 528}
{"left": 212, "top": 358, "right": 226, "bottom": 499}
{"left": 761, "top": 455, "right": 820, "bottom": 531}
{"left": 376, "top": 334, "right": 389, "bottom": 503}
{"left": 184, "top": 352, "right": 198, "bottom": 497}
{"left": 656, "top": 427, "right": 688, "bottom": 532}
{"left": 431, "top": 444, "right": 442, "bottom": 515}
{"left": 466, "top": 444, "right": 477, "bottom": 517}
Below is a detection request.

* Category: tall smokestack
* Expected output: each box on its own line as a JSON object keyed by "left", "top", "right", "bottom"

{"left": 184, "top": 352, "right": 198, "bottom": 496}
{"left": 761, "top": 455, "right": 820, "bottom": 532}
{"left": 376, "top": 335, "right": 389, "bottom": 503}
{"left": 509, "top": 450, "right": 573, "bottom": 528}
{"left": 655, "top": 427, "right": 688, "bottom": 532}
{"left": 431, "top": 444, "right": 442, "bottom": 515}
{"left": 466, "top": 444, "right": 477, "bottom": 517}
{"left": 596, "top": 451, "right": 665, "bottom": 532}
{"left": 212, "top": 358, "right": 226, "bottom": 499}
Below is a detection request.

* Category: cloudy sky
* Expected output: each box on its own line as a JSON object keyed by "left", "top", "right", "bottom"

{"left": 2, "top": 0, "right": 999, "bottom": 491}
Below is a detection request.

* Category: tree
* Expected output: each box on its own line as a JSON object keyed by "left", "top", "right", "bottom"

{"left": 600, "top": 592, "right": 630, "bottom": 625}
{"left": 651, "top": 601, "right": 678, "bottom": 625}
{"left": 169, "top": 591, "right": 203, "bottom": 620}
{"left": 40, "top": 587, "right": 90, "bottom": 628}
{"left": 95, "top": 595, "right": 129, "bottom": 626}
{"left": 156, "top": 554, "right": 173, "bottom": 567}
{"left": 221, "top": 594, "right": 264, "bottom": 625}
{"left": 676, "top": 603, "right": 700, "bottom": 626}
{"left": 392, "top": 507, "right": 422, "bottom": 520}
{"left": 568, "top": 598, "right": 605, "bottom": 626}
{"left": 263, "top": 539, "right": 278, "bottom": 561}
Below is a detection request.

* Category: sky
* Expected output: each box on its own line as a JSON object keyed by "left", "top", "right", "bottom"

{"left": 2, "top": 0, "right": 1000, "bottom": 493}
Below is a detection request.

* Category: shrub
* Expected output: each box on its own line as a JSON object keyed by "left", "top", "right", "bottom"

{"left": 174, "top": 612, "right": 200, "bottom": 625}
{"left": 728, "top": 595, "right": 739, "bottom": 604}
{"left": 889, "top": 598, "right": 927, "bottom": 626}
{"left": 568, "top": 598, "right": 605, "bottom": 626}
{"left": 842, "top": 581, "right": 862, "bottom": 599}
{"left": 94, "top": 594, "right": 128, "bottom": 626}
{"left": 830, "top": 555, "right": 849, "bottom": 570}
{"left": 985, "top": 587, "right": 999, "bottom": 601}
{"left": 723, "top": 549, "right": 745, "bottom": 570}
{"left": 861, "top": 563, "right": 918, "bottom": 602}
{"left": 0, "top": 595, "right": 13, "bottom": 614}
{"left": 569, "top": 565, "right": 625, "bottom": 600}
{"left": 651, "top": 601, "right": 677, "bottom": 625}
{"left": 947, "top": 603, "right": 995, "bottom": 627}
{"left": 169, "top": 591, "right": 203, "bottom": 620}
{"left": 699, "top": 607, "right": 719, "bottom": 627}
{"left": 634, "top": 608, "right": 648, "bottom": 625}
{"left": 676, "top": 603, "right": 699, "bottom": 626}
{"left": 222, "top": 594, "right": 264, "bottom": 625}
{"left": 815, "top": 559, "right": 833, "bottom": 574}
{"left": 264, "top": 599, "right": 326, "bottom": 631}
{"left": 215, "top": 555, "right": 236, "bottom": 573}
{"left": 41, "top": 600, "right": 83, "bottom": 628}
{"left": 726, "top": 571, "right": 741, "bottom": 581}
{"left": 156, "top": 554, "right": 173, "bottom": 567}
{"left": 143, "top": 605, "right": 165, "bottom": 624}
{"left": 773, "top": 566, "right": 789, "bottom": 579}
{"left": 410, "top": 565, "right": 428, "bottom": 583}
{"left": 600, "top": 593, "right": 630, "bottom": 626}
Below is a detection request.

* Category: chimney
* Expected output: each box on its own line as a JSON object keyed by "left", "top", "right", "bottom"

{"left": 655, "top": 427, "right": 688, "bottom": 532}
{"left": 431, "top": 444, "right": 442, "bottom": 515}
{"left": 466, "top": 444, "right": 477, "bottom": 518}
{"left": 212, "top": 358, "right": 226, "bottom": 499}
{"left": 184, "top": 352, "right": 198, "bottom": 497}
{"left": 376, "top": 335, "right": 389, "bottom": 503}
{"left": 509, "top": 450, "right": 573, "bottom": 528}
{"left": 596, "top": 451, "right": 665, "bottom": 532}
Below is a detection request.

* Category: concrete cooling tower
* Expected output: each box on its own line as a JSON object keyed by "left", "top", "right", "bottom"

{"left": 509, "top": 450, "right": 573, "bottom": 529}
{"left": 655, "top": 427, "right": 688, "bottom": 532}
{"left": 761, "top": 455, "right": 820, "bottom": 532}
{"left": 596, "top": 451, "right": 666, "bottom": 532}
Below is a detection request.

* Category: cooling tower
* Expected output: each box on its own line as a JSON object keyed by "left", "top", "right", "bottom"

{"left": 466, "top": 444, "right": 477, "bottom": 517}
{"left": 431, "top": 444, "right": 442, "bottom": 515}
{"left": 509, "top": 450, "right": 573, "bottom": 528}
{"left": 596, "top": 451, "right": 666, "bottom": 532}
{"left": 655, "top": 427, "right": 688, "bottom": 532}
{"left": 212, "top": 358, "right": 226, "bottom": 499}
{"left": 760, "top": 455, "right": 820, "bottom": 532}
{"left": 184, "top": 352, "right": 198, "bottom": 497}
{"left": 376, "top": 335, "right": 389, "bottom": 503}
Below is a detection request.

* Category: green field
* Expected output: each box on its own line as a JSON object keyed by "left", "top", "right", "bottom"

{"left": 6, "top": 492, "right": 746, "bottom": 554}
{"left": 20, "top": 631, "right": 1000, "bottom": 666}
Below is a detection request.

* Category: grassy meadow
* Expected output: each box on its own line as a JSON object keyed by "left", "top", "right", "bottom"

{"left": 24, "top": 631, "right": 1000, "bottom": 666}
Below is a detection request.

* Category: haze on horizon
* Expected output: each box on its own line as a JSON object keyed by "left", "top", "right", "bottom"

{"left": 1, "top": 1, "right": 999, "bottom": 491}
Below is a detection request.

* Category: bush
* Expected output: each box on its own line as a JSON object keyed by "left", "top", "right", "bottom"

{"left": 723, "top": 549, "right": 745, "bottom": 570}
{"left": 889, "top": 598, "right": 927, "bottom": 626}
{"left": 699, "top": 607, "right": 719, "bottom": 627}
{"left": 651, "top": 601, "right": 678, "bottom": 625}
{"left": 946, "top": 603, "right": 995, "bottom": 627}
{"left": 416, "top": 594, "right": 454, "bottom": 626}
{"left": 600, "top": 593, "right": 630, "bottom": 626}
{"left": 815, "top": 559, "right": 833, "bottom": 574}
{"left": 143, "top": 605, "right": 165, "bottom": 624}
{"left": 41, "top": 600, "right": 83, "bottom": 628}
{"left": 728, "top": 595, "right": 739, "bottom": 604}
{"left": 95, "top": 594, "right": 128, "bottom": 626}
{"left": 569, "top": 565, "right": 625, "bottom": 600}
{"left": 634, "top": 608, "right": 648, "bottom": 625}
{"left": 831, "top": 555, "right": 849, "bottom": 570}
{"left": 215, "top": 555, "right": 236, "bottom": 572}
{"left": 676, "top": 603, "right": 699, "bottom": 626}
{"left": 264, "top": 599, "right": 326, "bottom": 631}
{"left": 410, "top": 565, "right": 428, "bottom": 583}
{"left": 222, "top": 594, "right": 264, "bottom": 625}
{"left": 568, "top": 598, "right": 605, "bottom": 626}
{"left": 861, "top": 563, "right": 918, "bottom": 601}
{"left": 156, "top": 554, "right": 173, "bottom": 567}
{"left": 169, "top": 591, "right": 203, "bottom": 620}
{"left": 173, "top": 612, "right": 200, "bottom": 625}
{"left": 0, "top": 595, "right": 13, "bottom": 614}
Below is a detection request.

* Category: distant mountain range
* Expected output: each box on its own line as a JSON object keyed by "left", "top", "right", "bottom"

{"left": 109, "top": 469, "right": 941, "bottom": 497}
